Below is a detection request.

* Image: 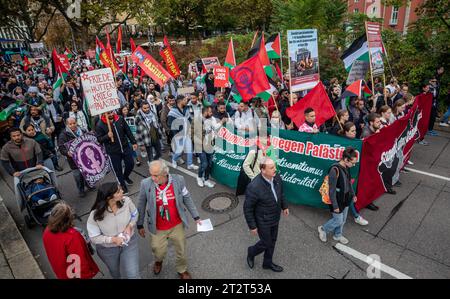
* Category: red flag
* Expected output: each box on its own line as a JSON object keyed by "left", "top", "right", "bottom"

{"left": 116, "top": 26, "right": 122, "bottom": 54}
{"left": 105, "top": 27, "right": 111, "bottom": 48}
{"left": 131, "top": 46, "right": 173, "bottom": 87}
{"left": 52, "top": 49, "right": 69, "bottom": 74}
{"left": 103, "top": 28, "right": 120, "bottom": 74}
{"left": 159, "top": 36, "right": 181, "bottom": 78}
{"left": 230, "top": 54, "right": 270, "bottom": 102}
{"left": 122, "top": 55, "right": 128, "bottom": 75}
{"left": 23, "top": 56, "right": 30, "bottom": 72}
{"left": 286, "top": 82, "right": 336, "bottom": 127}
{"left": 275, "top": 62, "right": 282, "bottom": 80}
{"left": 130, "top": 37, "right": 137, "bottom": 52}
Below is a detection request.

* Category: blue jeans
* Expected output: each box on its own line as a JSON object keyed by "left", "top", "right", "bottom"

{"left": 207, "top": 94, "right": 215, "bottom": 105}
{"left": 198, "top": 152, "right": 213, "bottom": 180}
{"left": 172, "top": 136, "right": 193, "bottom": 166}
{"left": 442, "top": 105, "right": 450, "bottom": 123}
{"left": 96, "top": 234, "right": 140, "bottom": 279}
{"left": 349, "top": 201, "right": 360, "bottom": 219}
{"left": 323, "top": 207, "right": 349, "bottom": 238}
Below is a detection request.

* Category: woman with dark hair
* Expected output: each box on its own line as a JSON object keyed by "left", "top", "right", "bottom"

{"left": 318, "top": 147, "right": 360, "bottom": 244}
{"left": 87, "top": 182, "right": 140, "bottom": 279}
{"left": 378, "top": 105, "right": 392, "bottom": 128}
{"left": 328, "top": 110, "right": 349, "bottom": 135}
{"left": 42, "top": 202, "right": 99, "bottom": 279}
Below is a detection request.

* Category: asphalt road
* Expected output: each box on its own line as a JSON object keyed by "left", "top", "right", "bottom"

{"left": 1, "top": 126, "right": 449, "bottom": 279}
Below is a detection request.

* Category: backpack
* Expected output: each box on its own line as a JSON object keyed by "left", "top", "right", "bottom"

{"left": 319, "top": 165, "right": 339, "bottom": 205}
{"left": 235, "top": 147, "right": 259, "bottom": 196}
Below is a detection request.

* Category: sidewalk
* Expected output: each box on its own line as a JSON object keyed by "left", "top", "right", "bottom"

{"left": 0, "top": 195, "right": 44, "bottom": 279}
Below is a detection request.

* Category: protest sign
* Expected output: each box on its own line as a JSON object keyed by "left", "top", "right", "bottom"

{"left": 211, "top": 127, "right": 362, "bottom": 208}
{"left": 131, "top": 46, "right": 173, "bottom": 87}
{"left": 68, "top": 133, "right": 112, "bottom": 188}
{"left": 125, "top": 117, "right": 136, "bottom": 135}
{"left": 213, "top": 66, "right": 230, "bottom": 88}
{"left": 356, "top": 93, "right": 432, "bottom": 210}
{"left": 365, "top": 22, "right": 385, "bottom": 76}
{"left": 287, "top": 29, "right": 320, "bottom": 92}
{"left": 177, "top": 86, "right": 195, "bottom": 96}
{"left": 346, "top": 60, "right": 370, "bottom": 85}
{"left": 29, "top": 42, "right": 46, "bottom": 58}
{"left": 81, "top": 68, "right": 120, "bottom": 116}
{"left": 201, "top": 57, "right": 221, "bottom": 72}
{"left": 160, "top": 36, "right": 181, "bottom": 78}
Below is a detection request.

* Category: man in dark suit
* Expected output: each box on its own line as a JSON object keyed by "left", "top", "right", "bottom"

{"left": 244, "top": 157, "right": 289, "bottom": 272}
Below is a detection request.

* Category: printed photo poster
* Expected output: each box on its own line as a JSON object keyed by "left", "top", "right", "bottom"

{"left": 29, "top": 42, "right": 47, "bottom": 59}
{"left": 81, "top": 68, "right": 121, "bottom": 116}
{"left": 365, "top": 22, "right": 385, "bottom": 76}
{"left": 287, "top": 29, "right": 320, "bottom": 92}
{"left": 68, "top": 133, "right": 112, "bottom": 188}
{"left": 201, "top": 57, "right": 221, "bottom": 72}
{"left": 346, "top": 60, "right": 370, "bottom": 85}
{"left": 125, "top": 117, "right": 136, "bottom": 135}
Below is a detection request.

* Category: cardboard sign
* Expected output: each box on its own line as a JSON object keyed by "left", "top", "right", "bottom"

{"left": 81, "top": 68, "right": 121, "bottom": 116}
{"left": 177, "top": 86, "right": 195, "bottom": 96}
{"left": 201, "top": 57, "right": 220, "bottom": 72}
{"left": 213, "top": 66, "right": 229, "bottom": 88}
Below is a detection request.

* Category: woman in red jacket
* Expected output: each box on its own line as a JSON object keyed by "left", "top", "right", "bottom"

{"left": 42, "top": 202, "right": 99, "bottom": 279}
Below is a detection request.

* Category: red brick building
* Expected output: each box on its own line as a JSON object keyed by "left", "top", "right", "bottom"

{"left": 348, "top": 0, "right": 425, "bottom": 34}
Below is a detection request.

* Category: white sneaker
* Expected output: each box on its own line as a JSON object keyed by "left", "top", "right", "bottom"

{"left": 333, "top": 235, "right": 349, "bottom": 245}
{"left": 179, "top": 158, "right": 185, "bottom": 165}
{"left": 204, "top": 180, "right": 215, "bottom": 188}
{"left": 197, "top": 157, "right": 201, "bottom": 164}
{"left": 354, "top": 216, "right": 369, "bottom": 226}
{"left": 197, "top": 177, "right": 204, "bottom": 187}
{"left": 187, "top": 164, "right": 199, "bottom": 170}
{"left": 172, "top": 160, "right": 178, "bottom": 169}
{"left": 439, "top": 122, "right": 449, "bottom": 127}
{"left": 407, "top": 160, "right": 414, "bottom": 165}
{"left": 318, "top": 226, "right": 327, "bottom": 242}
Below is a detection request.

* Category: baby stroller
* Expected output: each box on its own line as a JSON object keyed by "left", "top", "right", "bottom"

{"left": 17, "top": 167, "right": 62, "bottom": 229}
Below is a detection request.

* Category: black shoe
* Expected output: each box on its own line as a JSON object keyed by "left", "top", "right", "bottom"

{"left": 366, "top": 203, "right": 379, "bottom": 211}
{"left": 124, "top": 178, "right": 134, "bottom": 185}
{"left": 55, "top": 165, "right": 63, "bottom": 172}
{"left": 136, "top": 161, "right": 141, "bottom": 167}
{"left": 87, "top": 186, "right": 96, "bottom": 191}
{"left": 78, "top": 190, "right": 86, "bottom": 198}
{"left": 262, "top": 263, "right": 283, "bottom": 272}
{"left": 386, "top": 188, "right": 397, "bottom": 195}
{"left": 122, "top": 185, "right": 129, "bottom": 195}
{"left": 394, "top": 181, "right": 402, "bottom": 187}
{"left": 247, "top": 253, "right": 255, "bottom": 269}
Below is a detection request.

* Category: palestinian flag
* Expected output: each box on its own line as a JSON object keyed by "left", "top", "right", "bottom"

{"left": 52, "top": 70, "right": 67, "bottom": 92}
{"left": 64, "top": 47, "right": 74, "bottom": 59}
{"left": 95, "top": 36, "right": 105, "bottom": 65}
{"left": 0, "top": 102, "right": 20, "bottom": 122}
{"left": 341, "top": 34, "right": 369, "bottom": 72}
{"left": 224, "top": 38, "right": 236, "bottom": 69}
{"left": 341, "top": 79, "right": 372, "bottom": 99}
{"left": 266, "top": 33, "right": 281, "bottom": 59}
{"left": 230, "top": 84, "right": 243, "bottom": 103}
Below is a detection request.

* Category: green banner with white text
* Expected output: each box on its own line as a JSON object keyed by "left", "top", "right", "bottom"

{"left": 211, "top": 127, "right": 362, "bottom": 208}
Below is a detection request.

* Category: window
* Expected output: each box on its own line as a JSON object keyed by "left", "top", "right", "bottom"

{"left": 355, "top": 0, "right": 359, "bottom": 2}
{"left": 390, "top": 7, "right": 399, "bottom": 25}
{"left": 372, "top": 7, "right": 377, "bottom": 14}
{"left": 354, "top": 8, "right": 359, "bottom": 13}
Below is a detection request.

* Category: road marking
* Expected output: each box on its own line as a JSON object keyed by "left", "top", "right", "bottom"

{"left": 404, "top": 167, "right": 450, "bottom": 182}
{"left": 161, "top": 158, "right": 217, "bottom": 184}
{"left": 334, "top": 243, "right": 413, "bottom": 279}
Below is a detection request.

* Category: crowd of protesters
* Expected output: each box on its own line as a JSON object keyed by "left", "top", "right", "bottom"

{"left": 0, "top": 50, "right": 447, "bottom": 279}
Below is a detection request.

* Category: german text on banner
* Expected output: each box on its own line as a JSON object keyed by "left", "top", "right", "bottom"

{"left": 131, "top": 46, "right": 173, "bottom": 87}
{"left": 81, "top": 68, "right": 121, "bottom": 116}
{"left": 213, "top": 66, "right": 230, "bottom": 88}
{"left": 211, "top": 127, "right": 362, "bottom": 208}
{"left": 356, "top": 95, "right": 432, "bottom": 210}
{"left": 68, "top": 133, "right": 112, "bottom": 188}
{"left": 159, "top": 36, "right": 181, "bottom": 78}
{"left": 287, "top": 29, "right": 320, "bottom": 92}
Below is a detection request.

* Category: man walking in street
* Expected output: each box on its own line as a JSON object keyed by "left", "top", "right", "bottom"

{"left": 137, "top": 160, "right": 202, "bottom": 279}
{"left": 96, "top": 111, "right": 138, "bottom": 194}
{"left": 135, "top": 101, "right": 162, "bottom": 164}
{"left": 244, "top": 157, "right": 289, "bottom": 272}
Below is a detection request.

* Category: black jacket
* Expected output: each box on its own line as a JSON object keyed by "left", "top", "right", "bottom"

{"left": 243, "top": 174, "right": 288, "bottom": 230}
{"left": 95, "top": 116, "right": 137, "bottom": 155}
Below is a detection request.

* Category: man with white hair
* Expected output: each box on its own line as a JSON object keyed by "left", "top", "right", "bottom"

{"left": 137, "top": 160, "right": 202, "bottom": 279}
{"left": 244, "top": 157, "right": 289, "bottom": 273}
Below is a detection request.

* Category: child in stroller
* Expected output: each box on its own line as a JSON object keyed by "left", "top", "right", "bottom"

{"left": 25, "top": 175, "right": 58, "bottom": 205}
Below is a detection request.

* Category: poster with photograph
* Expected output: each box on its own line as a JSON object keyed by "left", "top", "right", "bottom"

{"left": 201, "top": 57, "right": 221, "bottom": 72}
{"left": 287, "top": 29, "right": 320, "bottom": 92}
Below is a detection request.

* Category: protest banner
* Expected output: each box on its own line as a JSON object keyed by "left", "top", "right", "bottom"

{"left": 177, "top": 86, "right": 195, "bottom": 96}
{"left": 365, "top": 22, "right": 385, "bottom": 77}
{"left": 213, "top": 66, "right": 230, "bottom": 88}
{"left": 68, "top": 133, "right": 112, "bottom": 188}
{"left": 29, "top": 42, "right": 46, "bottom": 58}
{"left": 131, "top": 46, "right": 173, "bottom": 87}
{"left": 346, "top": 60, "right": 370, "bottom": 85}
{"left": 201, "top": 57, "right": 221, "bottom": 72}
{"left": 159, "top": 36, "right": 181, "bottom": 78}
{"left": 287, "top": 29, "right": 320, "bottom": 92}
{"left": 81, "top": 68, "right": 120, "bottom": 116}
{"left": 356, "top": 93, "right": 432, "bottom": 210}
{"left": 211, "top": 127, "right": 362, "bottom": 208}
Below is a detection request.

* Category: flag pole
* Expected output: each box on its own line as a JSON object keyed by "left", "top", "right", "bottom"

{"left": 365, "top": 22, "right": 375, "bottom": 105}
{"left": 250, "top": 30, "right": 259, "bottom": 49}
{"left": 279, "top": 32, "right": 284, "bottom": 83}
{"left": 105, "top": 112, "right": 114, "bottom": 143}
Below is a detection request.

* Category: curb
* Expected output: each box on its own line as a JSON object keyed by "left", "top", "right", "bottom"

{"left": 0, "top": 196, "right": 45, "bottom": 279}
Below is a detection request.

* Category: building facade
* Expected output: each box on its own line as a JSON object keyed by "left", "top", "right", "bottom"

{"left": 348, "top": 0, "right": 425, "bottom": 35}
